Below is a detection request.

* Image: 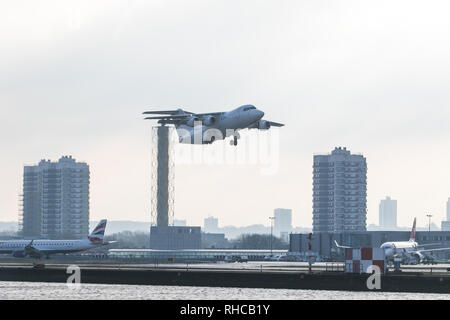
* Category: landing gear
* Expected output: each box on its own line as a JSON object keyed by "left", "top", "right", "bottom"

{"left": 415, "top": 256, "right": 421, "bottom": 265}
{"left": 392, "top": 257, "right": 403, "bottom": 272}
{"left": 229, "top": 132, "right": 240, "bottom": 146}
{"left": 393, "top": 260, "right": 401, "bottom": 272}
{"left": 229, "top": 136, "right": 238, "bottom": 146}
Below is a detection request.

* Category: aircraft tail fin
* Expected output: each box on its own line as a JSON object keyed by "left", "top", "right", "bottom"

{"left": 409, "top": 217, "right": 416, "bottom": 242}
{"left": 88, "top": 219, "right": 107, "bottom": 244}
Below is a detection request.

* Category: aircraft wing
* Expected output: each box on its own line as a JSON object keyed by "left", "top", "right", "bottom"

{"left": 144, "top": 114, "right": 191, "bottom": 120}
{"left": 143, "top": 109, "right": 195, "bottom": 115}
{"left": 143, "top": 111, "right": 224, "bottom": 121}
{"left": 267, "top": 121, "right": 284, "bottom": 127}
{"left": 334, "top": 240, "right": 352, "bottom": 249}
{"left": 417, "top": 243, "right": 444, "bottom": 248}
{"left": 417, "top": 247, "right": 450, "bottom": 253}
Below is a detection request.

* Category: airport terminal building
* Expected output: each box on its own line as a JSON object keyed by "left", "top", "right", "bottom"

{"left": 108, "top": 249, "right": 287, "bottom": 262}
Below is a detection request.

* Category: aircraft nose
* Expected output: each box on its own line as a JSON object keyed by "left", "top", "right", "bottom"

{"left": 256, "top": 110, "right": 264, "bottom": 119}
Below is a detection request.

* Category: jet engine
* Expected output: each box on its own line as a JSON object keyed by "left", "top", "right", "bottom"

{"left": 186, "top": 116, "right": 200, "bottom": 127}
{"left": 202, "top": 115, "right": 216, "bottom": 126}
{"left": 257, "top": 120, "right": 271, "bottom": 130}
{"left": 409, "top": 252, "right": 424, "bottom": 265}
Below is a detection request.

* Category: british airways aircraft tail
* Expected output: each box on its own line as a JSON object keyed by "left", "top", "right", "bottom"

{"left": 88, "top": 220, "right": 107, "bottom": 244}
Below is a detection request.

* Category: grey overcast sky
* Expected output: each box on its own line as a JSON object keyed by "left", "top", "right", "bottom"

{"left": 1, "top": 0, "right": 450, "bottom": 229}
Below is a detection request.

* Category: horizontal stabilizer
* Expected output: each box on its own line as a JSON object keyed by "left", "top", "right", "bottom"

{"left": 103, "top": 240, "right": 117, "bottom": 246}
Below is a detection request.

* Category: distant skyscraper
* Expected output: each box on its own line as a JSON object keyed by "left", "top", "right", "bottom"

{"left": 447, "top": 198, "right": 450, "bottom": 221}
{"left": 313, "top": 147, "right": 367, "bottom": 233}
{"left": 441, "top": 198, "right": 450, "bottom": 231}
{"left": 204, "top": 216, "right": 219, "bottom": 232}
{"left": 379, "top": 196, "right": 397, "bottom": 230}
{"left": 20, "top": 156, "right": 90, "bottom": 239}
{"left": 273, "top": 208, "right": 292, "bottom": 238}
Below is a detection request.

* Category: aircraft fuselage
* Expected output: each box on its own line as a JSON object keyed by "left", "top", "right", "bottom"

{"left": 176, "top": 105, "right": 265, "bottom": 144}
{"left": 0, "top": 239, "right": 100, "bottom": 257}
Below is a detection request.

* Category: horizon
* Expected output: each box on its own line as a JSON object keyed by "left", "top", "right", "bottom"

{"left": 0, "top": 218, "right": 441, "bottom": 231}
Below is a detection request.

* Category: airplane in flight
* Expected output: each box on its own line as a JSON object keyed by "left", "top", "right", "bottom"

{"left": 0, "top": 220, "right": 114, "bottom": 259}
{"left": 335, "top": 218, "right": 450, "bottom": 264}
{"left": 143, "top": 104, "right": 284, "bottom": 145}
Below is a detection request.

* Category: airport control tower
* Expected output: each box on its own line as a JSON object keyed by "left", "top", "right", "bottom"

{"left": 150, "top": 125, "right": 175, "bottom": 227}
{"left": 147, "top": 124, "right": 201, "bottom": 249}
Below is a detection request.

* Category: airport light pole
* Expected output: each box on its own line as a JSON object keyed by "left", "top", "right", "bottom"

{"left": 269, "top": 216, "right": 275, "bottom": 256}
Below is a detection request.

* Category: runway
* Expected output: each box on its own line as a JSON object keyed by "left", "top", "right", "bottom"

{"left": 1, "top": 259, "right": 450, "bottom": 292}
{"left": 0, "top": 259, "right": 449, "bottom": 275}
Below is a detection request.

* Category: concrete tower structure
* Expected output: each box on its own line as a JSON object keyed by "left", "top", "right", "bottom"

{"left": 148, "top": 125, "right": 201, "bottom": 250}
{"left": 150, "top": 126, "right": 175, "bottom": 227}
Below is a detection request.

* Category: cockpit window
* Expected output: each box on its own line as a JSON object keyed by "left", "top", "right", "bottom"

{"left": 243, "top": 106, "right": 256, "bottom": 111}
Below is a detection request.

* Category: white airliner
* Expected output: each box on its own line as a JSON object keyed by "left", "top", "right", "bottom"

{"left": 143, "top": 105, "right": 284, "bottom": 145}
{"left": 335, "top": 218, "right": 450, "bottom": 264}
{"left": 379, "top": 218, "right": 450, "bottom": 264}
{"left": 0, "top": 220, "right": 113, "bottom": 259}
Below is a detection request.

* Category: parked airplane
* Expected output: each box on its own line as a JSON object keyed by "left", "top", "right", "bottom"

{"left": 379, "top": 218, "right": 450, "bottom": 264}
{"left": 143, "top": 105, "right": 284, "bottom": 145}
{"left": 0, "top": 220, "right": 114, "bottom": 259}
{"left": 335, "top": 218, "right": 450, "bottom": 264}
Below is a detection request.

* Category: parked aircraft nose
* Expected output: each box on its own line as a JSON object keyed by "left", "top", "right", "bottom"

{"left": 384, "top": 248, "right": 394, "bottom": 257}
